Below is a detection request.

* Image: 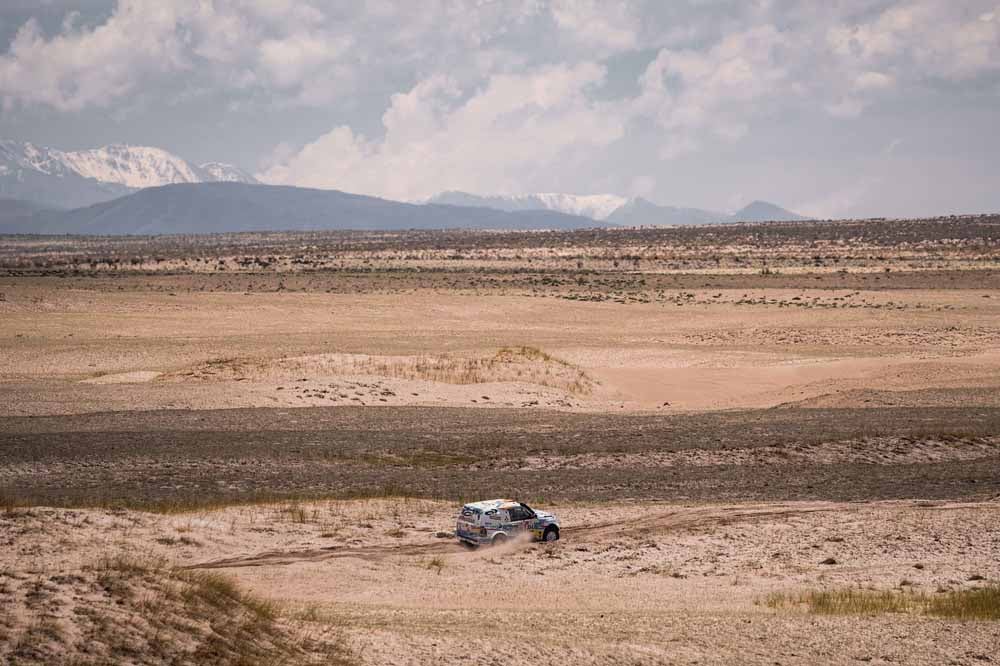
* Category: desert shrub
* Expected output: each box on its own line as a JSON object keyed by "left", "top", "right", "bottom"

{"left": 1, "top": 553, "right": 350, "bottom": 665}
{"left": 766, "top": 585, "right": 1000, "bottom": 620}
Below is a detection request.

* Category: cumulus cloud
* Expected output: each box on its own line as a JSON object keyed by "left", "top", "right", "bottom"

{"left": 551, "top": 0, "right": 638, "bottom": 53}
{"left": 0, "top": 0, "right": 352, "bottom": 110}
{"left": 854, "top": 71, "right": 894, "bottom": 90}
{"left": 827, "top": 1, "right": 1000, "bottom": 80}
{"left": 633, "top": 24, "right": 793, "bottom": 156}
{"left": 4, "top": 1, "right": 998, "bottom": 117}
{"left": 253, "top": 1, "right": 1000, "bottom": 207}
{"left": 3, "top": 1, "right": 1000, "bottom": 218}
{"left": 261, "top": 63, "right": 625, "bottom": 200}
{"left": 0, "top": 3, "right": 187, "bottom": 111}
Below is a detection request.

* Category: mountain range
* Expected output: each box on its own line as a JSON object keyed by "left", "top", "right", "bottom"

{"left": 0, "top": 139, "right": 808, "bottom": 234}
{"left": 428, "top": 191, "right": 805, "bottom": 225}
{"left": 3, "top": 183, "right": 599, "bottom": 235}
{"left": 0, "top": 140, "right": 256, "bottom": 209}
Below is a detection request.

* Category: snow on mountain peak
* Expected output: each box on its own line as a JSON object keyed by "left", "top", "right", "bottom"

{"left": 199, "top": 162, "right": 258, "bottom": 184}
{"left": 1, "top": 139, "right": 257, "bottom": 191}
{"left": 530, "top": 193, "right": 629, "bottom": 221}
{"left": 426, "top": 190, "right": 802, "bottom": 226}
{"left": 427, "top": 191, "right": 629, "bottom": 221}
{"left": 0, "top": 140, "right": 74, "bottom": 177}
{"left": 56, "top": 144, "right": 202, "bottom": 188}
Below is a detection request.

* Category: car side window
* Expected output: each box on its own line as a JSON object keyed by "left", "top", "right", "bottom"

{"left": 508, "top": 506, "right": 530, "bottom": 521}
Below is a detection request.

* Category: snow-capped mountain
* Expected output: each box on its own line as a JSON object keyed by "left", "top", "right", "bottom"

{"left": 6, "top": 183, "right": 601, "bottom": 235}
{"left": 427, "top": 190, "right": 805, "bottom": 225}
{"left": 428, "top": 191, "right": 628, "bottom": 221}
{"left": 0, "top": 140, "right": 79, "bottom": 179}
{"left": 199, "top": 162, "right": 257, "bottom": 184}
{"left": 55, "top": 144, "right": 204, "bottom": 188}
{"left": 427, "top": 190, "right": 723, "bottom": 225}
{"left": 0, "top": 140, "right": 257, "bottom": 209}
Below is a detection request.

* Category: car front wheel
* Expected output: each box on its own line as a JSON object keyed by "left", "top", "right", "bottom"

{"left": 543, "top": 527, "right": 559, "bottom": 542}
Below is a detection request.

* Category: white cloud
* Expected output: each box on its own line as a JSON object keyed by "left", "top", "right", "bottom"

{"left": 3, "top": 0, "right": 1000, "bottom": 219}
{"left": 827, "top": 1, "right": 1000, "bottom": 80}
{"left": 825, "top": 98, "right": 866, "bottom": 118}
{"left": 629, "top": 175, "right": 656, "bottom": 197}
{"left": 0, "top": 3, "right": 188, "bottom": 111}
{"left": 634, "top": 24, "right": 792, "bottom": 155}
{"left": 4, "top": 1, "right": 998, "bottom": 119}
{"left": 0, "top": 0, "right": 353, "bottom": 110}
{"left": 854, "top": 70, "right": 894, "bottom": 90}
{"left": 551, "top": 0, "right": 638, "bottom": 53}
{"left": 260, "top": 63, "right": 625, "bottom": 200}
{"left": 254, "top": 1, "right": 1000, "bottom": 203}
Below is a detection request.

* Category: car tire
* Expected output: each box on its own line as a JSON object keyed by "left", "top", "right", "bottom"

{"left": 543, "top": 527, "right": 559, "bottom": 542}
{"left": 491, "top": 533, "right": 508, "bottom": 547}
{"left": 459, "top": 540, "right": 478, "bottom": 550}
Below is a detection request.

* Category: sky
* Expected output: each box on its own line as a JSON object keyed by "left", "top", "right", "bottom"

{"left": 0, "top": 0, "right": 998, "bottom": 218}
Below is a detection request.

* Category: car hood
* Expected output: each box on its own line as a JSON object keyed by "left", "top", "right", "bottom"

{"left": 534, "top": 510, "right": 557, "bottom": 524}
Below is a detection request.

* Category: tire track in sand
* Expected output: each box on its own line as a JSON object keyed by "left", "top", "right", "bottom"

{"left": 184, "top": 501, "right": 868, "bottom": 571}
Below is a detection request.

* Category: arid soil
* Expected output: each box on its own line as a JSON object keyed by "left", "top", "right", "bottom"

{"left": 3, "top": 406, "right": 1000, "bottom": 508}
{"left": 1, "top": 219, "right": 998, "bottom": 664}
{"left": 3, "top": 499, "right": 999, "bottom": 665}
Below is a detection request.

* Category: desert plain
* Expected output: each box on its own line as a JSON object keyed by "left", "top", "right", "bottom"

{"left": 1, "top": 217, "right": 999, "bottom": 665}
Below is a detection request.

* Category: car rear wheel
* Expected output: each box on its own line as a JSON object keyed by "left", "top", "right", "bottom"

{"left": 491, "top": 533, "right": 508, "bottom": 547}
{"left": 543, "top": 527, "right": 559, "bottom": 542}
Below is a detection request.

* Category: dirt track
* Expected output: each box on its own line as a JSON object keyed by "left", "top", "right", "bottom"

{"left": 188, "top": 502, "right": 850, "bottom": 570}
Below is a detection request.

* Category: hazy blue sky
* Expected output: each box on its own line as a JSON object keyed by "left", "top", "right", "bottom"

{"left": 1, "top": 1, "right": 998, "bottom": 217}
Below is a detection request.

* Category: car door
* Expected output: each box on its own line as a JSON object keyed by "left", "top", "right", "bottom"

{"left": 506, "top": 505, "right": 533, "bottom": 534}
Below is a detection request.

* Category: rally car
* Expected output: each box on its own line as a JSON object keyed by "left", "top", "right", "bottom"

{"left": 455, "top": 499, "right": 560, "bottom": 547}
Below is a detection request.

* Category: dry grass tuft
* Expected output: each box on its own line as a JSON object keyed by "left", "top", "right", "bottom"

{"left": 332, "top": 346, "right": 595, "bottom": 395}
{"left": 766, "top": 585, "right": 1000, "bottom": 620}
{"left": 925, "top": 585, "right": 1000, "bottom": 620}
{"left": 176, "top": 569, "right": 280, "bottom": 623}
{"left": 0, "top": 488, "right": 430, "bottom": 515}
{"left": 426, "top": 556, "right": 447, "bottom": 575}
{"left": 0, "top": 492, "right": 30, "bottom": 516}
{"left": 279, "top": 503, "right": 314, "bottom": 524}
{"left": 4, "top": 553, "right": 351, "bottom": 665}
{"left": 169, "top": 346, "right": 596, "bottom": 395}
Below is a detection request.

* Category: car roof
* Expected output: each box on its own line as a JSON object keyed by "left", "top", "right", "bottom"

{"left": 463, "top": 499, "right": 519, "bottom": 511}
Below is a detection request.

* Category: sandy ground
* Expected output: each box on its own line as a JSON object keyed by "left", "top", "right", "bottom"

{"left": 1, "top": 285, "right": 998, "bottom": 416}
{"left": 1, "top": 224, "right": 998, "bottom": 663}
{"left": 3, "top": 498, "right": 998, "bottom": 665}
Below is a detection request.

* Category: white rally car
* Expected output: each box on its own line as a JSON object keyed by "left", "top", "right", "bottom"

{"left": 455, "top": 499, "right": 560, "bottom": 547}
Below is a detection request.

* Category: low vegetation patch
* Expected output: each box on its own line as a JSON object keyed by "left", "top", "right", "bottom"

{"left": 168, "top": 346, "right": 596, "bottom": 395}
{"left": 766, "top": 585, "right": 1000, "bottom": 620}
{"left": 358, "top": 449, "right": 478, "bottom": 468}
{"left": 323, "top": 346, "right": 595, "bottom": 394}
{"left": 1, "top": 554, "right": 351, "bottom": 665}
{"left": 426, "top": 556, "right": 447, "bottom": 575}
